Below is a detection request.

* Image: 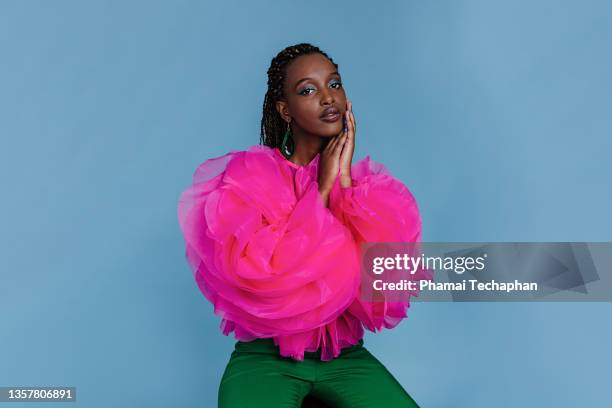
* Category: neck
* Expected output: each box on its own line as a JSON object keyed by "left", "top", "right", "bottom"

{"left": 289, "top": 134, "right": 327, "bottom": 166}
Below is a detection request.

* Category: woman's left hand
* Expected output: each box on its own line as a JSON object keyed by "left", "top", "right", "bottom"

{"left": 339, "top": 99, "right": 356, "bottom": 187}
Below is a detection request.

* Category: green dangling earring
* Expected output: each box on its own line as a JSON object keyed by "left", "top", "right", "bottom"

{"left": 280, "top": 122, "right": 295, "bottom": 159}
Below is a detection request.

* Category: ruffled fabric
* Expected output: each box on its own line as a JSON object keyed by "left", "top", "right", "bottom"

{"left": 177, "top": 145, "right": 426, "bottom": 361}
{"left": 328, "top": 156, "right": 431, "bottom": 333}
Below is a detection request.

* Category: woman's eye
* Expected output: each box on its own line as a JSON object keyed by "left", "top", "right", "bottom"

{"left": 299, "top": 87, "right": 315, "bottom": 96}
{"left": 299, "top": 80, "right": 342, "bottom": 95}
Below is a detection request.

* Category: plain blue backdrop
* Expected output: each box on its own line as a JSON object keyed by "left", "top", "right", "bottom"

{"left": 1, "top": 1, "right": 611, "bottom": 407}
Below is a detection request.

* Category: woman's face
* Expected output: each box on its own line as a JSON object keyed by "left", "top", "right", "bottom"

{"left": 276, "top": 53, "right": 347, "bottom": 138}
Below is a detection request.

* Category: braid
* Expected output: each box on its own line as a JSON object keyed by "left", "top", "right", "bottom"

{"left": 260, "top": 43, "right": 339, "bottom": 148}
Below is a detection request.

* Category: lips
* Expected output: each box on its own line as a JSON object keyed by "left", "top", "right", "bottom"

{"left": 320, "top": 106, "right": 340, "bottom": 122}
{"left": 320, "top": 106, "right": 340, "bottom": 119}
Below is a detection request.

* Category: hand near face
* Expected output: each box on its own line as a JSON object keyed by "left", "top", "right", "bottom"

{"left": 339, "top": 100, "right": 355, "bottom": 187}
{"left": 318, "top": 128, "right": 345, "bottom": 200}
{"left": 317, "top": 99, "right": 356, "bottom": 206}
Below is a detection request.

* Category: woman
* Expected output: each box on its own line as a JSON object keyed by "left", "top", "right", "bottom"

{"left": 178, "top": 43, "right": 427, "bottom": 408}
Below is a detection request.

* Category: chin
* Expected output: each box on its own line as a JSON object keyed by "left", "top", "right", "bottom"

{"left": 315, "top": 123, "right": 342, "bottom": 137}
{"left": 319, "top": 132, "right": 338, "bottom": 138}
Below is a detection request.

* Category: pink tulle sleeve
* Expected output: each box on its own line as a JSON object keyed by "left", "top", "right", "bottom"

{"left": 329, "top": 156, "right": 422, "bottom": 243}
{"left": 329, "top": 156, "right": 430, "bottom": 332}
{"left": 177, "top": 147, "right": 360, "bottom": 358}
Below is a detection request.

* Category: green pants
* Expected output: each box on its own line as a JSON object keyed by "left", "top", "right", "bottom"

{"left": 218, "top": 338, "right": 420, "bottom": 408}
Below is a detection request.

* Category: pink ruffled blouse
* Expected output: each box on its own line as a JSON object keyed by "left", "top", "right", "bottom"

{"left": 177, "top": 144, "right": 425, "bottom": 361}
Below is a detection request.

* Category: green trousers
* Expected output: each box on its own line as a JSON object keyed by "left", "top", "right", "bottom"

{"left": 218, "top": 338, "right": 420, "bottom": 408}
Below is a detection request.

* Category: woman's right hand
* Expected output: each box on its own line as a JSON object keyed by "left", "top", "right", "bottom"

{"left": 318, "top": 124, "right": 348, "bottom": 206}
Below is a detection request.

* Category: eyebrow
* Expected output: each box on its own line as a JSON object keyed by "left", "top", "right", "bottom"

{"left": 294, "top": 71, "right": 340, "bottom": 88}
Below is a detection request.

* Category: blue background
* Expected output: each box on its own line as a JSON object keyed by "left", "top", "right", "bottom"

{"left": 1, "top": 1, "right": 611, "bottom": 407}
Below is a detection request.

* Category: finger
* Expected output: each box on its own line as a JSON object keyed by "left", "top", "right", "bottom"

{"left": 324, "top": 135, "right": 340, "bottom": 153}
{"left": 333, "top": 133, "right": 348, "bottom": 156}
{"left": 345, "top": 109, "right": 350, "bottom": 131}
{"left": 338, "top": 117, "right": 347, "bottom": 137}
{"left": 342, "top": 113, "right": 352, "bottom": 143}
{"left": 347, "top": 100, "right": 355, "bottom": 127}
{"left": 344, "top": 129, "right": 354, "bottom": 147}
{"left": 331, "top": 117, "right": 348, "bottom": 148}
{"left": 327, "top": 133, "right": 340, "bottom": 147}
{"left": 347, "top": 109, "right": 353, "bottom": 135}
{"left": 348, "top": 101, "right": 356, "bottom": 133}
{"left": 333, "top": 133, "right": 346, "bottom": 152}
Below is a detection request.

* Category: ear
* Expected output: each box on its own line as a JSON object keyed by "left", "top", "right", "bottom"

{"left": 275, "top": 100, "right": 291, "bottom": 124}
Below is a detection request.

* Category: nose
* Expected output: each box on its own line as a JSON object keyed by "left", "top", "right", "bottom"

{"left": 320, "top": 87, "right": 334, "bottom": 105}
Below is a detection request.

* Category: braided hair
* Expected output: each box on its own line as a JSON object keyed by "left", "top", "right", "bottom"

{"left": 260, "top": 43, "right": 339, "bottom": 148}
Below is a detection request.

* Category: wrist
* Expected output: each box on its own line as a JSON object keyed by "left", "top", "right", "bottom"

{"left": 318, "top": 186, "right": 330, "bottom": 207}
{"left": 318, "top": 182, "right": 331, "bottom": 194}
{"left": 340, "top": 174, "right": 352, "bottom": 188}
